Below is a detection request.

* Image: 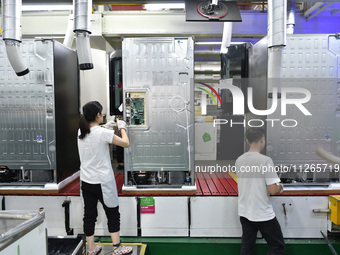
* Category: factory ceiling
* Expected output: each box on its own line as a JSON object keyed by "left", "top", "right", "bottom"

{"left": 18, "top": 0, "right": 340, "bottom": 16}
{"left": 17, "top": 0, "right": 340, "bottom": 21}
{"left": 18, "top": 0, "right": 340, "bottom": 3}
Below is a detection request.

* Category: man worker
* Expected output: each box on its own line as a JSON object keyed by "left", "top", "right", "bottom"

{"left": 235, "top": 127, "right": 285, "bottom": 255}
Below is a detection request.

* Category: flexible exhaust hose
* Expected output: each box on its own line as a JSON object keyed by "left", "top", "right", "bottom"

{"left": 316, "top": 148, "right": 340, "bottom": 165}
{"left": 74, "top": 0, "right": 93, "bottom": 70}
{"left": 2, "top": 0, "right": 29, "bottom": 76}
{"left": 287, "top": 0, "right": 296, "bottom": 34}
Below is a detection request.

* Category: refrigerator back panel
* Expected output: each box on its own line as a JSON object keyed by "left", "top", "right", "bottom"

{"left": 266, "top": 34, "right": 340, "bottom": 166}
{"left": 0, "top": 40, "right": 56, "bottom": 171}
{"left": 122, "top": 37, "right": 195, "bottom": 179}
{"left": 0, "top": 39, "right": 80, "bottom": 184}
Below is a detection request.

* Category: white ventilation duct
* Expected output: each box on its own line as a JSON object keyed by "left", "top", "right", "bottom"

{"left": 220, "top": 22, "right": 232, "bottom": 54}
{"left": 74, "top": 0, "right": 93, "bottom": 70}
{"left": 2, "top": 0, "right": 29, "bottom": 76}
{"left": 268, "top": 0, "right": 286, "bottom": 49}
{"left": 287, "top": 0, "right": 296, "bottom": 34}
{"left": 220, "top": 22, "right": 232, "bottom": 78}
{"left": 63, "top": 14, "right": 75, "bottom": 48}
{"left": 267, "top": 0, "right": 286, "bottom": 80}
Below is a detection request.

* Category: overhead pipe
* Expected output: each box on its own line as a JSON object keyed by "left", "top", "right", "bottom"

{"left": 220, "top": 22, "right": 232, "bottom": 78}
{"left": 1, "top": 0, "right": 29, "bottom": 76}
{"left": 267, "top": 0, "right": 286, "bottom": 81}
{"left": 286, "top": 0, "right": 296, "bottom": 34}
{"left": 267, "top": 0, "right": 286, "bottom": 126}
{"left": 268, "top": 0, "right": 286, "bottom": 49}
{"left": 220, "top": 22, "right": 232, "bottom": 54}
{"left": 74, "top": 0, "right": 93, "bottom": 70}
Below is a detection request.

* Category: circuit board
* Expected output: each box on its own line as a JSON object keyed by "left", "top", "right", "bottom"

{"left": 130, "top": 97, "right": 145, "bottom": 125}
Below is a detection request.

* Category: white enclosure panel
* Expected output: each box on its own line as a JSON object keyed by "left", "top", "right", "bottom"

{"left": 79, "top": 48, "right": 109, "bottom": 115}
{"left": 271, "top": 196, "right": 328, "bottom": 238}
{"left": 22, "top": 13, "right": 102, "bottom": 36}
{"left": 3, "top": 195, "right": 329, "bottom": 238}
{"left": 0, "top": 221, "right": 47, "bottom": 255}
{"left": 5, "top": 196, "right": 137, "bottom": 237}
{"left": 70, "top": 196, "right": 138, "bottom": 237}
{"left": 190, "top": 197, "right": 241, "bottom": 237}
{"left": 190, "top": 196, "right": 329, "bottom": 238}
{"left": 118, "top": 197, "right": 138, "bottom": 236}
{"left": 141, "top": 197, "right": 189, "bottom": 236}
{"left": 4, "top": 196, "right": 69, "bottom": 236}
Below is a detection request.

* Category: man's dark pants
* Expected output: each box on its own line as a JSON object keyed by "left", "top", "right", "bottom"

{"left": 240, "top": 216, "right": 286, "bottom": 255}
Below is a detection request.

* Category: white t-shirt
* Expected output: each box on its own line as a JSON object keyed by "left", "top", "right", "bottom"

{"left": 77, "top": 126, "right": 115, "bottom": 184}
{"left": 235, "top": 152, "right": 280, "bottom": 222}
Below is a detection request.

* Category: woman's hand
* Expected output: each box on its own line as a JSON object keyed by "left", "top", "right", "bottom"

{"left": 117, "top": 120, "right": 126, "bottom": 130}
{"left": 103, "top": 121, "right": 116, "bottom": 129}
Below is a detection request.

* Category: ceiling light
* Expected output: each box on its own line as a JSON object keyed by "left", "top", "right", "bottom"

{"left": 195, "top": 42, "right": 245, "bottom": 45}
{"left": 143, "top": 3, "right": 185, "bottom": 11}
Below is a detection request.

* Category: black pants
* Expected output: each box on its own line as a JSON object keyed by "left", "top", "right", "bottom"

{"left": 81, "top": 181, "right": 120, "bottom": 236}
{"left": 240, "top": 216, "right": 286, "bottom": 255}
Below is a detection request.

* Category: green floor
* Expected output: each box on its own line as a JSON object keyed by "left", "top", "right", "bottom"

{"left": 94, "top": 236, "right": 340, "bottom": 255}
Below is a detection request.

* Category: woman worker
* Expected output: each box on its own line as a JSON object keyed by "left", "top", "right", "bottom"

{"left": 78, "top": 101, "right": 132, "bottom": 255}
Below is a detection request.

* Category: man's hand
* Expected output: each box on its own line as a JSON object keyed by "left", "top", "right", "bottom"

{"left": 267, "top": 182, "right": 284, "bottom": 195}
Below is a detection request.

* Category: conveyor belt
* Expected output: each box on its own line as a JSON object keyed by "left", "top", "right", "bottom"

{"left": 59, "top": 172, "right": 239, "bottom": 196}
{"left": 56, "top": 173, "right": 340, "bottom": 197}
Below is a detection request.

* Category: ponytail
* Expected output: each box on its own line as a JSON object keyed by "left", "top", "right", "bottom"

{"left": 78, "top": 101, "right": 103, "bottom": 139}
{"left": 79, "top": 115, "right": 90, "bottom": 139}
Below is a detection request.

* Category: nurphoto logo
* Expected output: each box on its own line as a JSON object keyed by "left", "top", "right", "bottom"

{"left": 213, "top": 85, "right": 312, "bottom": 128}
